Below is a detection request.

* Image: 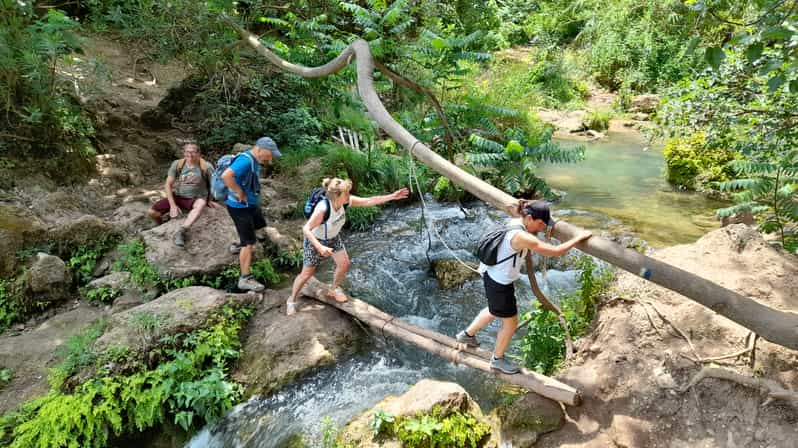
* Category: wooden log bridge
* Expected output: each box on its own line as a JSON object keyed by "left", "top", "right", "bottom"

{"left": 220, "top": 15, "right": 798, "bottom": 351}
{"left": 301, "top": 277, "right": 581, "bottom": 406}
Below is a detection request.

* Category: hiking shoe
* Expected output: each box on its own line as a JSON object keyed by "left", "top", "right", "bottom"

{"left": 456, "top": 330, "right": 480, "bottom": 347}
{"left": 174, "top": 228, "right": 187, "bottom": 248}
{"left": 238, "top": 275, "right": 265, "bottom": 292}
{"left": 229, "top": 242, "right": 242, "bottom": 254}
{"left": 490, "top": 356, "right": 521, "bottom": 375}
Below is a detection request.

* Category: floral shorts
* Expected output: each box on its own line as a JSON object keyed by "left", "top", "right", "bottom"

{"left": 303, "top": 236, "right": 345, "bottom": 267}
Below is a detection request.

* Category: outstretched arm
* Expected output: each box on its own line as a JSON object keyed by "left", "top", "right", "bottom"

{"left": 349, "top": 188, "right": 410, "bottom": 207}
{"left": 511, "top": 230, "right": 592, "bottom": 257}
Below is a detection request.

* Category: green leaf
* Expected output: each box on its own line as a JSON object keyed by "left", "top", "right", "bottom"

{"left": 760, "top": 26, "right": 793, "bottom": 42}
{"left": 767, "top": 75, "right": 786, "bottom": 92}
{"left": 745, "top": 43, "right": 763, "bottom": 64}
{"left": 705, "top": 47, "right": 725, "bottom": 71}
{"left": 790, "top": 80, "right": 798, "bottom": 94}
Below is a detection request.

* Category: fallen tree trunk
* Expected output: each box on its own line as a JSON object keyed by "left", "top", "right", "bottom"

{"left": 221, "top": 14, "right": 798, "bottom": 351}
{"left": 301, "top": 277, "right": 581, "bottom": 406}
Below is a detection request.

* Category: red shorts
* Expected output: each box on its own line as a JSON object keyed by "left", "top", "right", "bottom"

{"left": 151, "top": 195, "right": 197, "bottom": 214}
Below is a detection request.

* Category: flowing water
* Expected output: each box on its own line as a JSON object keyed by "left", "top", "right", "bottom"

{"left": 541, "top": 131, "right": 728, "bottom": 247}
{"left": 187, "top": 131, "right": 723, "bottom": 447}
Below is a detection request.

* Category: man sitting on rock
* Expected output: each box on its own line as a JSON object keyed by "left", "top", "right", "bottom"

{"left": 147, "top": 142, "right": 218, "bottom": 247}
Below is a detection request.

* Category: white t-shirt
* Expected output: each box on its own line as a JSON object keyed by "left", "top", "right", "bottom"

{"left": 310, "top": 199, "right": 347, "bottom": 241}
{"left": 478, "top": 218, "right": 528, "bottom": 285}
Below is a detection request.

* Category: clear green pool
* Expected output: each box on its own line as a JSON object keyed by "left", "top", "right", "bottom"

{"left": 538, "top": 131, "right": 728, "bottom": 247}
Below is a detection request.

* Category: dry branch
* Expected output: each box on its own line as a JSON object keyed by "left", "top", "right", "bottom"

{"left": 680, "top": 366, "right": 798, "bottom": 408}
{"left": 219, "top": 13, "right": 798, "bottom": 351}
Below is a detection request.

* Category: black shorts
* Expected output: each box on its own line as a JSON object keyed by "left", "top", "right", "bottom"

{"left": 227, "top": 205, "right": 266, "bottom": 246}
{"left": 484, "top": 272, "right": 517, "bottom": 318}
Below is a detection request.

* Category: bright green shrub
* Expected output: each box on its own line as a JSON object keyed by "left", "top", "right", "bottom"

{"left": 663, "top": 133, "right": 737, "bottom": 190}
{"left": 113, "top": 240, "right": 161, "bottom": 287}
{"left": 346, "top": 206, "right": 381, "bottom": 232}
{"left": 371, "top": 408, "right": 491, "bottom": 448}
{"left": 585, "top": 110, "right": 611, "bottom": 132}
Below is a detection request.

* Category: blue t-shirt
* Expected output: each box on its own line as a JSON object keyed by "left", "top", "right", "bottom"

{"left": 225, "top": 151, "right": 260, "bottom": 208}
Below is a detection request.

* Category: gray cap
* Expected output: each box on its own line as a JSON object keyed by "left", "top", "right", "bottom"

{"left": 255, "top": 136, "right": 281, "bottom": 158}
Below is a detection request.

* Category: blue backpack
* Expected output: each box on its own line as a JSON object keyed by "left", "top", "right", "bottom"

{"left": 211, "top": 152, "right": 256, "bottom": 202}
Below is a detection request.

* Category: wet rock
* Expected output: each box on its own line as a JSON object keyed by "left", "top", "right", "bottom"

{"left": 490, "top": 393, "right": 564, "bottom": 447}
{"left": 630, "top": 94, "right": 660, "bottom": 114}
{"left": 431, "top": 258, "right": 480, "bottom": 289}
{"left": 25, "top": 253, "right": 70, "bottom": 301}
{"left": 339, "top": 379, "right": 487, "bottom": 448}
{"left": 721, "top": 211, "right": 754, "bottom": 227}
{"left": 141, "top": 207, "right": 249, "bottom": 278}
{"left": 232, "top": 289, "right": 363, "bottom": 397}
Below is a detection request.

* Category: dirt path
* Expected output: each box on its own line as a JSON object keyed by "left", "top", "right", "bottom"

{"left": 540, "top": 225, "right": 798, "bottom": 448}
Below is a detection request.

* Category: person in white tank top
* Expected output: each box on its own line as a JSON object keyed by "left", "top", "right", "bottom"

{"left": 457, "top": 200, "right": 592, "bottom": 374}
{"left": 285, "top": 177, "right": 410, "bottom": 315}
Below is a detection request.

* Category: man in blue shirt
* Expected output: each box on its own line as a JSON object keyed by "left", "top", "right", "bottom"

{"left": 222, "top": 136, "right": 281, "bottom": 291}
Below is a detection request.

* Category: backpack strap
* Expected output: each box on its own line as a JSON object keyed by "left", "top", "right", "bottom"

{"left": 175, "top": 158, "right": 186, "bottom": 175}
{"left": 494, "top": 224, "right": 527, "bottom": 267}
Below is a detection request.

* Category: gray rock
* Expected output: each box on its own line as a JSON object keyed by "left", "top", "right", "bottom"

{"left": 232, "top": 290, "right": 363, "bottom": 397}
{"left": 141, "top": 207, "right": 252, "bottom": 278}
{"left": 87, "top": 272, "right": 131, "bottom": 291}
{"left": 26, "top": 253, "right": 69, "bottom": 300}
{"left": 491, "top": 393, "right": 564, "bottom": 447}
{"left": 107, "top": 201, "right": 155, "bottom": 235}
{"left": 93, "top": 286, "right": 258, "bottom": 356}
{"left": 111, "top": 294, "right": 147, "bottom": 313}
{"left": 0, "top": 205, "right": 46, "bottom": 277}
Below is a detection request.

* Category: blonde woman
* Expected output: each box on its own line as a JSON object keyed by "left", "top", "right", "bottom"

{"left": 286, "top": 178, "right": 409, "bottom": 315}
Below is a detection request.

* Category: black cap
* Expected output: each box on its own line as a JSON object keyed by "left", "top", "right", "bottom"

{"left": 524, "top": 201, "right": 554, "bottom": 226}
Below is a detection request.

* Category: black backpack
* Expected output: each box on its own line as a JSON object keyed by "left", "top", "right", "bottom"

{"left": 303, "top": 187, "right": 349, "bottom": 241}
{"left": 476, "top": 224, "right": 525, "bottom": 266}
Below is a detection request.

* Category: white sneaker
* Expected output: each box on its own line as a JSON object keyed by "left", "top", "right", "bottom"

{"left": 238, "top": 275, "right": 264, "bottom": 292}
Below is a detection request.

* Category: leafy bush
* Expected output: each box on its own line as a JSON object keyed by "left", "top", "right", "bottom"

{"left": 518, "top": 256, "right": 614, "bottom": 374}
{"left": 67, "top": 237, "right": 117, "bottom": 286}
{"left": 251, "top": 258, "right": 280, "bottom": 287}
{"left": 113, "top": 240, "right": 161, "bottom": 287}
{"left": 0, "top": 368, "right": 11, "bottom": 389}
{"left": 372, "top": 408, "right": 490, "bottom": 448}
{"left": 432, "top": 176, "right": 465, "bottom": 202}
{"left": 0, "top": 280, "right": 22, "bottom": 332}
{"left": 662, "top": 132, "right": 737, "bottom": 190}
{"left": 585, "top": 110, "right": 611, "bottom": 132}
{"left": 49, "top": 320, "right": 108, "bottom": 389}
{"left": 346, "top": 206, "right": 381, "bottom": 232}
{"left": 0, "top": 6, "right": 97, "bottom": 182}
{"left": 1, "top": 305, "right": 253, "bottom": 447}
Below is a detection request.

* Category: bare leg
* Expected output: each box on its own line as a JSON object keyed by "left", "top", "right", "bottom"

{"left": 327, "top": 249, "right": 350, "bottom": 303}
{"left": 465, "top": 307, "right": 496, "bottom": 336}
{"left": 181, "top": 198, "right": 207, "bottom": 229}
{"left": 494, "top": 315, "right": 519, "bottom": 358}
{"left": 240, "top": 244, "right": 254, "bottom": 275}
{"left": 288, "top": 266, "right": 317, "bottom": 303}
{"left": 147, "top": 208, "right": 163, "bottom": 224}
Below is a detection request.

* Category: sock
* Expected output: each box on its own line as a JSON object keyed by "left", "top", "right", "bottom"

{"left": 240, "top": 274, "right": 252, "bottom": 280}
{"left": 464, "top": 330, "right": 474, "bottom": 337}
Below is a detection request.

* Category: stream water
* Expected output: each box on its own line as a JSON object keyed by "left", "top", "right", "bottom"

{"left": 187, "top": 131, "right": 724, "bottom": 447}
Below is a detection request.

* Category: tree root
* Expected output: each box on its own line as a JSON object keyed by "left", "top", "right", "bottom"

{"left": 680, "top": 366, "right": 798, "bottom": 408}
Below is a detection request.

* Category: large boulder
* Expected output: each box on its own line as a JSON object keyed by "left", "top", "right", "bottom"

{"left": 232, "top": 289, "right": 364, "bottom": 397}
{"left": 92, "top": 286, "right": 258, "bottom": 356}
{"left": 107, "top": 200, "right": 156, "bottom": 234}
{"left": 25, "top": 253, "right": 70, "bottom": 301}
{"left": 338, "top": 379, "right": 488, "bottom": 448}
{"left": 431, "top": 258, "right": 480, "bottom": 289}
{"left": 536, "top": 109, "right": 588, "bottom": 134}
{"left": 0, "top": 205, "right": 45, "bottom": 277}
{"left": 50, "top": 214, "right": 120, "bottom": 252}
{"left": 141, "top": 207, "right": 248, "bottom": 278}
{"left": 489, "top": 393, "right": 565, "bottom": 447}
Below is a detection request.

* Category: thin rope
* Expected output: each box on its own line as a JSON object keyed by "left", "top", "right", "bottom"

{"left": 406, "top": 141, "right": 481, "bottom": 275}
